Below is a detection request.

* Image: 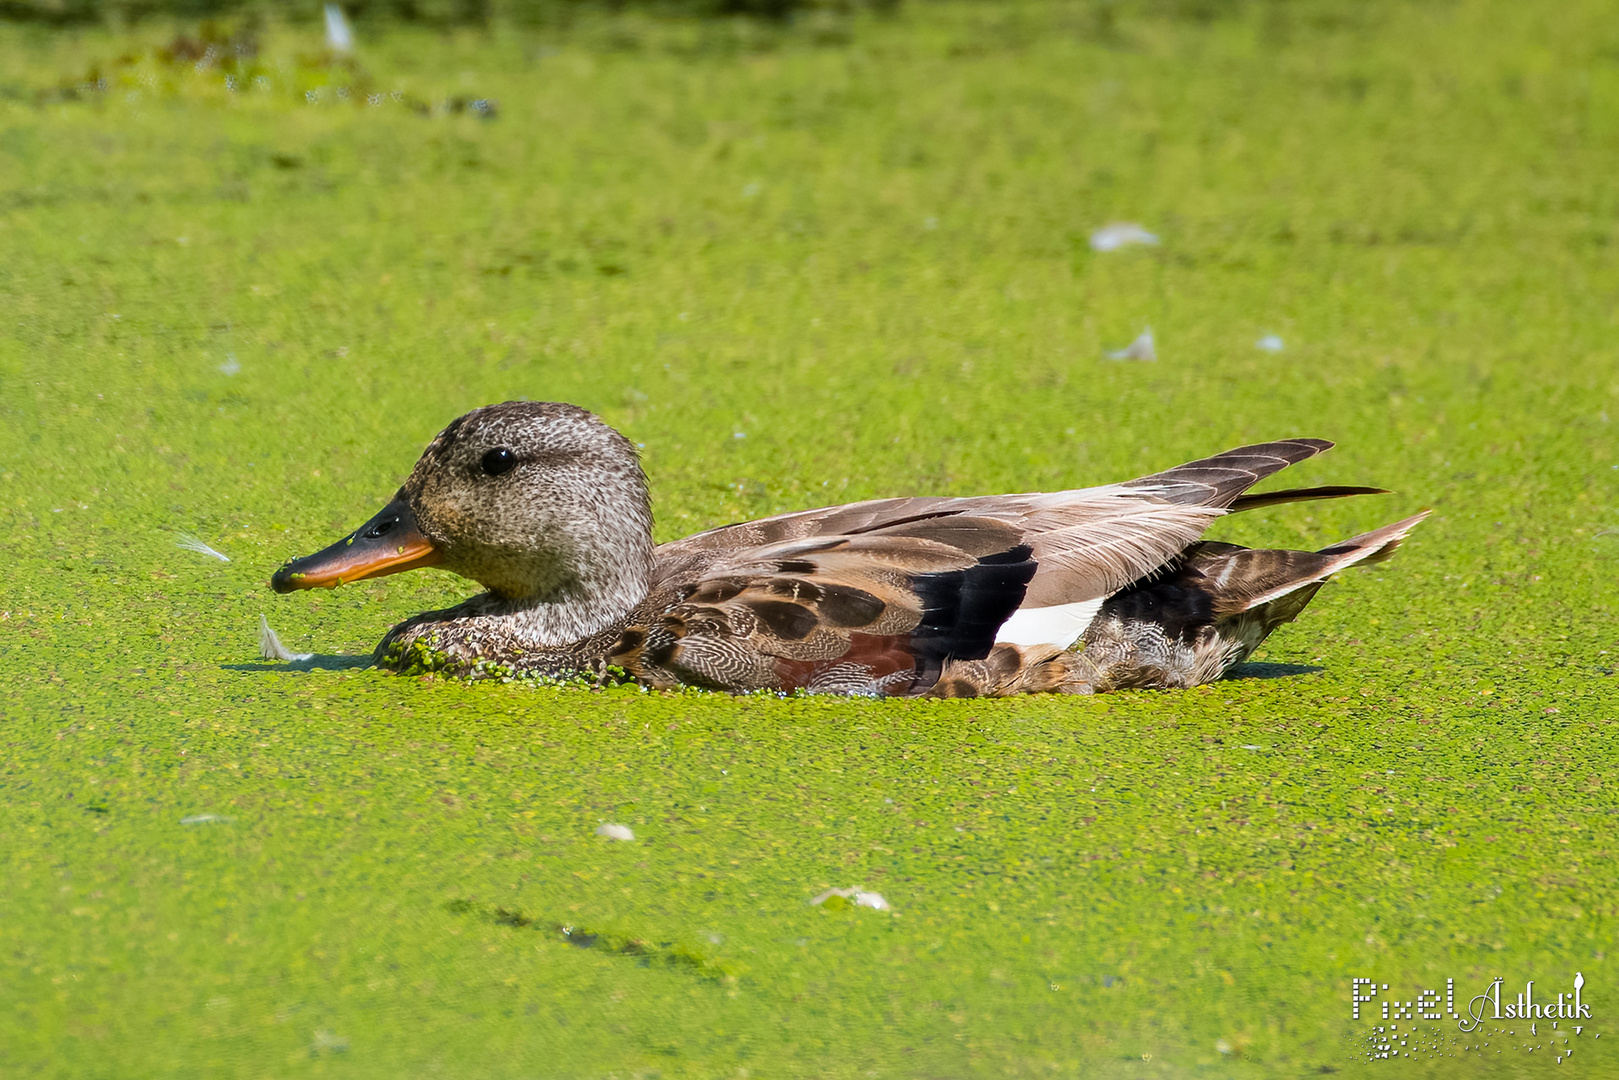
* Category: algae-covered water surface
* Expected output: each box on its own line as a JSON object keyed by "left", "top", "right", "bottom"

{"left": 2, "top": 1, "right": 1617, "bottom": 1075}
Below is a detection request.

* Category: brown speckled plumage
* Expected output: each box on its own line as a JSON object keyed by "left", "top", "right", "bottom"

{"left": 272, "top": 401, "right": 1427, "bottom": 697}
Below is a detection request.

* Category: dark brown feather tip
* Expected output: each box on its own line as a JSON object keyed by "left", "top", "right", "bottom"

{"left": 1227, "top": 485, "right": 1389, "bottom": 512}
{"left": 1124, "top": 439, "right": 1335, "bottom": 508}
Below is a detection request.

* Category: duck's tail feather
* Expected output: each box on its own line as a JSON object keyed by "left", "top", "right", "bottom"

{"left": 1206, "top": 510, "right": 1431, "bottom": 614}
{"left": 1031, "top": 510, "right": 1430, "bottom": 694}
{"left": 1226, "top": 484, "right": 1389, "bottom": 512}
{"left": 1315, "top": 510, "right": 1431, "bottom": 567}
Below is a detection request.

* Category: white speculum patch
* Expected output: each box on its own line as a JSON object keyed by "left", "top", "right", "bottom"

{"left": 995, "top": 598, "right": 1105, "bottom": 650}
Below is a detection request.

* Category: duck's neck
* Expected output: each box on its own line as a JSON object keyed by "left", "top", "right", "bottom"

{"left": 468, "top": 536, "right": 653, "bottom": 648}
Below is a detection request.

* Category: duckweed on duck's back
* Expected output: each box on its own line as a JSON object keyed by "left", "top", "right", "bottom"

{"left": 2, "top": 1, "right": 1618, "bottom": 1076}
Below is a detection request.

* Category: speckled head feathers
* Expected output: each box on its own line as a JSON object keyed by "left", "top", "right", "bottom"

{"left": 403, "top": 401, "right": 654, "bottom": 604}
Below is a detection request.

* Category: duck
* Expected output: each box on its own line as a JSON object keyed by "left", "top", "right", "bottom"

{"left": 270, "top": 400, "right": 1427, "bottom": 697}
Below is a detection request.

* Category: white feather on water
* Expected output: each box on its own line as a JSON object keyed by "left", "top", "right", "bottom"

{"left": 1089, "top": 223, "right": 1160, "bottom": 252}
{"left": 809, "top": 887, "right": 891, "bottom": 911}
{"left": 176, "top": 533, "right": 230, "bottom": 562}
{"left": 259, "top": 615, "right": 315, "bottom": 662}
{"left": 1104, "top": 326, "right": 1156, "bottom": 361}
{"left": 324, "top": 4, "right": 354, "bottom": 53}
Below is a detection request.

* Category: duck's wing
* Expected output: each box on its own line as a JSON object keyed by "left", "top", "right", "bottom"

{"left": 657, "top": 439, "right": 1352, "bottom": 651}
{"left": 633, "top": 501, "right": 1212, "bottom": 695}
{"left": 627, "top": 440, "right": 1360, "bottom": 694}
{"left": 618, "top": 520, "right": 1039, "bottom": 695}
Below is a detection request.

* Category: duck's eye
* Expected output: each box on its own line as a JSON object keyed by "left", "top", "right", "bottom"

{"left": 480, "top": 447, "right": 517, "bottom": 477}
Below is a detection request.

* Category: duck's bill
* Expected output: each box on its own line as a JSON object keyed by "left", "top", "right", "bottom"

{"left": 270, "top": 497, "right": 442, "bottom": 593}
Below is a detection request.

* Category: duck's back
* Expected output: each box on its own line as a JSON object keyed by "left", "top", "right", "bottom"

{"left": 598, "top": 440, "right": 1417, "bottom": 697}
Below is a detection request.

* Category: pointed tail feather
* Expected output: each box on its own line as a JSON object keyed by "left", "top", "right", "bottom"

{"left": 1317, "top": 510, "right": 1431, "bottom": 566}
{"left": 1227, "top": 485, "right": 1389, "bottom": 512}
{"left": 1233, "top": 510, "right": 1430, "bottom": 611}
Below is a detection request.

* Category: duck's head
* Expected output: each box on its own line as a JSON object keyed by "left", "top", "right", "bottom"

{"left": 271, "top": 402, "right": 653, "bottom": 621}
